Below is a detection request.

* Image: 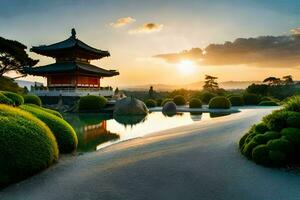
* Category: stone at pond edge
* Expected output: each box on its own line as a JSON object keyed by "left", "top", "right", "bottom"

{"left": 162, "top": 102, "right": 177, "bottom": 116}
{"left": 113, "top": 97, "right": 148, "bottom": 115}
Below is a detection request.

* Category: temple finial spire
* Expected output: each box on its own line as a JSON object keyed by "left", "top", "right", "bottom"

{"left": 71, "top": 28, "right": 76, "bottom": 39}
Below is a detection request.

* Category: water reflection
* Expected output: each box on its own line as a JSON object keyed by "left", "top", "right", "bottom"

{"left": 63, "top": 111, "right": 234, "bottom": 152}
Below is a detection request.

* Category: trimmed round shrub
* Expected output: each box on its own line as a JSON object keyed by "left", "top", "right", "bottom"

{"left": 24, "top": 95, "right": 42, "bottom": 106}
{"left": 156, "top": 99, "right": 163, "bottom": 107}
{"left": 173, "top": 95, "right": 186, "bottom": 106}
{"left": 200, "top": 92, "right": 216, "bottom": 104}
{"left": 242, "top": 140, "right": 258, "bottom": 158}
{"left": 0, "top": 93, "right": 12, "bottom": 105}
{"left": 284, "top": 95, "right": 300, "bottom": 112}
{"left": 263, "top": 131, "right": 281, "bottom": 141}
{"left": 229, "top": 95, "right": 244, "bottom": 106}
{"left": 162, "top": 101, "right": 177, "bottom": 116}
{"left": 263, "top": 110, "right": 290, "bottom": 131}
{"left": 78, "top": 95, "right": 107, "bottom": 112}
{"left": 252, "top": 134, "right": 269, "bottom": 145}
{"left": 258, "top": 101, "right": 279, "bottom": 106}
{"left": 161, "top": 98, "right": 173, "bottom": 106}
{"left": 281, "top": 127, "right": 300, "bottom": 145}
{"left": 252, "top": 145, "right": 270, "bottom": 165}
{"left": 254, "top": 122, "right": 269, "bottom": 134}
{"left": 208, "top": 96, "right": 231, "bottom": 109}
{"left": 269, "top": 151, "right": 287, "bottom": 166}
{"left": 26, "top": 104, "right": 63, "bottom": 118}
{"left": 0, "top": 105, "right": 58, "bottom": 187}
{"left": 20, "top": 105, "right": 78, "bottom": 153}
{"left": 260, "top": 97, "right": 273, "bottom": 102}
{"left": 287, "top": 113, "right": 300, "bottom": 128}
{"left": 189, "top": 98, "right": 202, "bottom": 108}
{"left": 267, "top": 138, "right": 293, "bottom": 154}
{"left": 243, "top": 93, "right": 260, "bottom": 105}
{"left": 1, "top": 91, "right": 24, "bottom": 106}
{"left": 145, "top": 99, "right": 157, "bottom": 108}
{"left": 239, "top": 133, "right": 249, "bottom": 149}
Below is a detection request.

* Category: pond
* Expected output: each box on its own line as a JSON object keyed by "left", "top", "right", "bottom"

{"left": 63, "top": 111, "right": 233, "bottom": 152}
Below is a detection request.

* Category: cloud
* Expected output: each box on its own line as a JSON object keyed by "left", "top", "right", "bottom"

{"left": 110, "top": 17, "right": 135, "bottom": 28}
{"left": 129, "top": 23, "right": 163, "bottom": 34}
{"left": 291, "top": 28, "right": 300, "bottom": 36}
{"left": 154, "top": 48, "right": 203, "bottom": 63}
{"left": 154, "top": 34, "right": 300, "bottom": 68}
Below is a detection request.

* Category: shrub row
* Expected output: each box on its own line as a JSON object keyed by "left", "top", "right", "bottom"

{"left": 78, "top": 95, "right": 107, "bottom": 112}
{"left": 239, "top": 95, "right": 300, "bottom": 167}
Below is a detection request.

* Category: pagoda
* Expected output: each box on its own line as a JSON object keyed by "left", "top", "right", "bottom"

{"left": 24, "top": 28, "right": 119, "bottom": 98}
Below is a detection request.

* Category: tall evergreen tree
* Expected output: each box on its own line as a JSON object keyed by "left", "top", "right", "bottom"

{"left": 203, "top": 75, "right": 218, "bottom": 91}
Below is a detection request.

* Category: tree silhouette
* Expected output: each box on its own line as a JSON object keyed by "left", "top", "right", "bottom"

{"left": 148, "top": 86, "right": 155, "bottom": 98}
{"left": 114, "top": 87, "right": 119, "bottom": 95}
{"left": 203, "top": 75, "right": 219, "bottom": 91}
{"left": 263, "top": 77, "right": 281, "bottom": 86}
{"left": 282, "top": 75, "right": 294, "bottom": 85}
{"left": 0, "top": 37, "right": 38, "bottom": 77}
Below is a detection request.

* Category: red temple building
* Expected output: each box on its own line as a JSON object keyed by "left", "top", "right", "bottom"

{"left": 24, "top": 28, "right": 119, "bottom": 97}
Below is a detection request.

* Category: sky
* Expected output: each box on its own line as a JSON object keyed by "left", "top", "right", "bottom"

{"left": 1, "top": 0, "right": 300, "bottom": 87}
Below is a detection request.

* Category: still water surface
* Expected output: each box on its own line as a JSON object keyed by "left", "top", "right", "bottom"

{"left": 63, "top": 112, "right": 232, "bottom": 152}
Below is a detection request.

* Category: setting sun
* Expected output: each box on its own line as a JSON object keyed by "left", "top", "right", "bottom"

{"left": 176, "top": 60, "right": 196, "bottom": 75}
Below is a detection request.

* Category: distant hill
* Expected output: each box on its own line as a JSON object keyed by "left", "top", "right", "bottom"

{"left": 122, "top": 81, "right": 262, "bottom": 91}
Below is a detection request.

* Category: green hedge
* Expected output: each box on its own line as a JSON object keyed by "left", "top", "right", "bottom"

{"left": 0, "top": 105, "right": 58, "bottom": 187}
{"left": 26, "top": 104, "right": 63, "bottom": 118}
{"left": 284, "top": 96, "right": 300, "bottom": 112}
{"left": 20, "top": 105, "right": 78, "bottom": 153}
{"left": 189, "top": 98, "right": 202, "bottom": 108}
{"left": 200, "top": 92, "right": 216, "bottom": 104}
{"left": 24, "top": 95, "right": 42, "bottom": 106}
{"left": 258, "top": 101, "right": 279, "bottom": 106}
{"left": 1, "top": 91, "right": 24, "bottom": 106}
{"left": 145, "top": 99, "right": 157, "bottom": 108}
{"left": 239, "top": 96, "right": 300, "bottom": 167}
{"left": 229, "top": 95, "right": 244, "bottom": 106}
{"left": 243, "top": 93, "right": 260, "bottom": 105}
{"left": 173, "top": 95, "right": 186, "bottom": 106}
{"left": 78, "top": 95, "right": 107, "bottom": 112}
{"left": 0, "top": 93, "right": 12, "bottom": 105}
{"left": 208, "top": 96, "right": 231, "bottom": 109}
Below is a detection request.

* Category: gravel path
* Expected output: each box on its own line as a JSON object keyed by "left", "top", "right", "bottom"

{"left": 2, "top": 107, "right": 300, "bottom": 200}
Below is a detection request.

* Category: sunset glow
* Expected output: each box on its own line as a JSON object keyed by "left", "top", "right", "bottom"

{"left": 176, "top": 60, "right": 197, "bottom": 75}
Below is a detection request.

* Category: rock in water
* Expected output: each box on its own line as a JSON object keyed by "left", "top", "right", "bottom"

{"left": 114, "top": 97, "right": 148, "bottom": 115}
{"left": 162, "top": 101, "right": 177, "bottom": 116}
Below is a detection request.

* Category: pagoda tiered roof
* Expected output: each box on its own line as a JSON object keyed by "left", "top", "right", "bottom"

{"left": 23, "top": 62, "right": 119, "bottom": 77}
{"left": 30, "top": 29, "right": 110, "bottom": 60}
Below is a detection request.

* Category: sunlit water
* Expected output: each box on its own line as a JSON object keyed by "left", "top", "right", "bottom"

{"left": 63, "top": 112, "right": 233, "bottom": 152}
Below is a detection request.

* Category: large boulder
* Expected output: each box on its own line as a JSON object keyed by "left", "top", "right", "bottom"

{"left": 162, "top": 101, "right": 177, "bottom": 116}
{"left": 114, "top": 97, "right": 148, "bottom": 115}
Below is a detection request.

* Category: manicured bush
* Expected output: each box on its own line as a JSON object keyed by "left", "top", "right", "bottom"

{"left": 20, "top": 105, "right": 78, "bottom": 153}
{"left": 26, "top": 104, "right": 63, "bottom": 118}
{"left": 145, "top": 99, "right": 157, "bottom": 108}
{"left": 260, "top": 97, "right": 273, "bottom": 102}
{"left": 281, "top": 127, "right": 300, "bottom": 145}
{"left": 263, "top": 110, "right": 290, "bottom": 131}
{"left": 284, "top": 95, "right": 300, "bottom": 112}
{"left": 287, "top": 113, "right": 300, "bottom": 128}
{"left": 78, "top": 95, "right": 107, "bottom": 112}
{"left": 200, "top": 92, "right": 216, "bottom": 104}
{"left": 252, "top": 145, "right": 270, "bottom": 165}
{"left": 189, "top": 98, "right": 202, "bottom": 108}
{"left": 267, "top": 138, "right": 293, "bottom": 154}
{"left": 258, "top": 101, "right": 279, "bottom": 106}
{"left": 252, "top": 122, "right": 269, "bottom": 134}
{"left": 239, "top": 133, "right": 249, "bottom": 149}
{"left": 24, "top": 94, "right": 42, "bottom": 106}
{"left": 0, "top": 105, "right": 58, "bottom": 187}
{"left": 243, "top": 93, "right": 260, "bottom": 105}
{"left": 156, "top": 99, "right": 163, "bottom": 107}
{"left": 252, "top": 134, "right": 269, "bottom": 145}
{"left": 0, "top": 93, "right": 12, "bottom": 105}
{"left": 269, "top": 151, "right": 287, "bottom": 166}
{"left": 263, "top": 131, "right": 281, "bottom": 141}
{"left": 1, "top": 91, "right": 24, "bottom": 106}
{"left": 229, "top": 95, "right": 244, "bottom": 106}
{"left": 208, "top": 96, "right": 231, "bottom": 109}
{"left": 173, "top": 95, "right": 186, "bottom": 106}
{"left": 242, "top": 140, "right": 258, "bottom": 158}
{"left": 161, "top": 98, "right": 173, "bottom": 106}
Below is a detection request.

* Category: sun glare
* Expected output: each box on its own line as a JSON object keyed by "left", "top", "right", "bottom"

{"left": 176, "top": 60, "right": 196, "bottom": 75}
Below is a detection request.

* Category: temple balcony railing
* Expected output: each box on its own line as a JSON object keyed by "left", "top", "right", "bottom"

{"left": 30, "top": 87, "right": 114, "bottom": 97}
